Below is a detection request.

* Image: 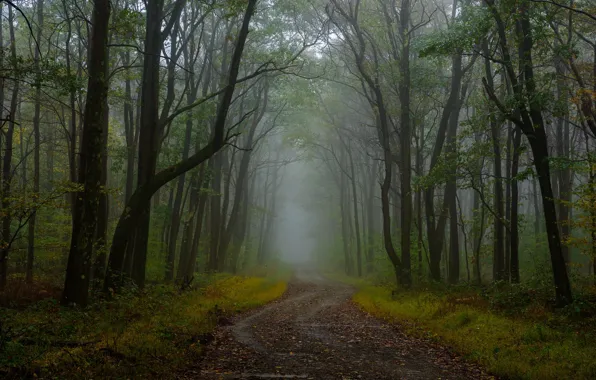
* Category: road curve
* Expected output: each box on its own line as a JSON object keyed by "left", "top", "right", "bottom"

{"left": 194, "top": 268, "right": 490, "bottom": 379}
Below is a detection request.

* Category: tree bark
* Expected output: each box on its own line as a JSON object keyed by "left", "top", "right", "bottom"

{"left": 62, "top": 0, "right": 111, "bottom": 306}
{"left": 398, "top": 0, "right": 412, "bottom": 286}
{"left": 26, "top": 0, "right": 44, "bottom": 288}
{"left": 510, "top": 127, "right": 522, "bottom": 283}
{"left": 0, "top": 8, "right": 20, "bottom": 289}
{"left": 366, "top": 158, "right": 377, "bottom": 274}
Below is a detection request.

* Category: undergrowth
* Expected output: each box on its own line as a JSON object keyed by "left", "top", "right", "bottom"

{"left": 0, "top": 275, "right": 287, "bottom": 379}
{"left": 349, "top": 279, "right": 596, "bottom": 380}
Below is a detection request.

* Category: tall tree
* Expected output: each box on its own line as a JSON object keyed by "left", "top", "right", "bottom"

{"left": 62, "top": 0, "right": 112, "bottom": 306}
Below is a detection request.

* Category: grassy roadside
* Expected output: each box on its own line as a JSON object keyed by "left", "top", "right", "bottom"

{"left": 1, "top": 274, "right": 287, "bottom": 379}
{"left": 332, "top": 274, "right": 596, "bottom": 380}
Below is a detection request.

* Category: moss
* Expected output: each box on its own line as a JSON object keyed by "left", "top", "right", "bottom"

{"left": 351, "top": 284, "right": 596, "bottom": 380}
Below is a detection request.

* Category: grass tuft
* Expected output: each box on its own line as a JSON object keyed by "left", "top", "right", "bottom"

{"left": 351, "top": 283, "right": 596, "bottom": 380}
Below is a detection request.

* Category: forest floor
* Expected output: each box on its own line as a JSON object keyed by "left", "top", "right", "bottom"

{"left": 192, "top": 269, "right": 491, "bottom": 379}
{"left": 0, "top": 274, "right": 287, "bottom": 379}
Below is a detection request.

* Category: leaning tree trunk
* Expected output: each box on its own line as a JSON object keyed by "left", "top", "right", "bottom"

{"left": 104, "top": 0, "right": 258, "bottom": 292}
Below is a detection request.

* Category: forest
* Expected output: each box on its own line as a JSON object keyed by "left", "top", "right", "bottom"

{"left": 1, "top": 0, "right": 596, "bottom": 378}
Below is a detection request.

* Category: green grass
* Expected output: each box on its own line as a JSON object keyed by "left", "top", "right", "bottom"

{"left": 350, "top": 283, "right": 596, "bottom": 380}
{"left": 1, "top": 275, "right": 287, "bottom": 379}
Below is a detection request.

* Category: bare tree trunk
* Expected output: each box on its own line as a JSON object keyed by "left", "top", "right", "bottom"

{"left": 346, "top": 146, "right": 362, "bottom": 277}
{"left": 415, "top": 121, "right": 424, "bottom": 280}
{"left": 187, "top": 165, "right": 209, "bottom": 277}
{"left": 483, "top": 48, "right": 505, "bottom": 282}
{"left": 62, "top": 0, "right": 111, "bottom": 306}
{"left": 261, "top": 152, "right": 281, "bottom": 264}
{"left": 131, "top": 0, "right": 163, "bottom": 288}
{"left": 532, "top": 174, "right": 541, "bottom": 245}
{"left": 510, "top": 127, "right": 522, "bottom": 283}
{"left": 27, "top": 0, "right": 45, "bottom": 285}
{"left": 94, "top": 24, "right": 112, "bottom": 282}
{"left": 505, "top": 123, "right": 512, "bottom": 281}
{"left": 398, "top": 0, "right": 412, "bottom": 286}
{"left": 0, "top": 8, "right": 19, "bottom": 289}
{"left": 165, "top": 96, "right": 192, "bottom": 281}
{"left": 446, "top": 82, "right": 467, "bottom": 285}
{"left": 366, "top": 158, "right": 377, "bottom": 274}
{"left": 208, "top": 151, "right": 223, "bottom": 271}
{"left": 257, "top": 163, "right": 270, "bottom": 265}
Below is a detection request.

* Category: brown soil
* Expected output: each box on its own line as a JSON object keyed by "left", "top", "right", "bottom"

{"left": 190, "top": 270, "right": 492, "bottom": 379}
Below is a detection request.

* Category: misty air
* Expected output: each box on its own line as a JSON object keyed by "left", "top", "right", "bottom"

{"left": 1, "top": 0, "right": 596, "bottom": 379}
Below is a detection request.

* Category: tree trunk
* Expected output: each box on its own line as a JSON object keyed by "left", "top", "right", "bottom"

{"left": 0, "top": 8, "right": 19, "bottom": 289}
{"left": 366, "top": 158, "right": 377, "bottom": 274}
{"left": 510, "top": 127, "right": 522, "bottom": 283}
{"left": 131, "top": 0, "right": 163, "bottom": 288}
{"left": 261, "top": 152, "right": 281, "bottom": 263}
{"left": 484, "top": 49, "right": 505, "bottom": 282}
{"left": 257, "top": 164, "right": 270, "bottom": 265}
{"left": 415, "top": 121, "right": 424, "bottom": 280}
{"left": 398, "top": 0, "right": 412, "bottom": 286}
{"left": 424, "top": 52, "right": 464, "bottom": 282}
{"left": 26, "top": 0, "right": 44, "bottom": 287}
{"left": 63, "top": 0, "right": 77, "bottom": 214}
{"left": 62, "top": 0, "right": 111, "bottom": 306}
{"left": 208, "top": 151, "right": 223, "bottom": 271}
{"left": 505, "top": 124, "right": 512, "bottom": 281}
{"left": 94, "top": 26, "right": 111, "bottom": 282}
{"left": 346, "top": 146, "right": 362, "bottom": 277}
{"left": 186, "top": 165, "right": 209, "bottom": 278}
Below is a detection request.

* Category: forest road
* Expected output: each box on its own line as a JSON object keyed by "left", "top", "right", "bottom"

{"left": 193, "top": 268, "right": 491, "bottom": 379}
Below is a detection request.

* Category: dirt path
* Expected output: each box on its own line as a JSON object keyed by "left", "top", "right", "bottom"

{"left": 193, "top": 269, "right": 491, "bottom": 379}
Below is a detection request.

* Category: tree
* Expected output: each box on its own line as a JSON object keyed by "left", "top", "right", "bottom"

{"left": 62, "top": 0, "right": 111, "bottom": 306}
{"left": 104, "top": 0, "right": 258, "bottom": 292}
{"left": 482, "top": 0, "right": 572, "bottom": 305}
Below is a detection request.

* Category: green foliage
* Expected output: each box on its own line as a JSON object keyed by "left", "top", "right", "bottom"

{"left": 111, "top": 8, "right": 145, "bottom": 41}
{"left": 417, "top": 6, "right": 491, "bottom": 57}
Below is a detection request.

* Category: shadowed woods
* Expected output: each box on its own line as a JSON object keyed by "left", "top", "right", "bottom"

{"left": 1, "top": 0, "right": 596, "bottom": 378}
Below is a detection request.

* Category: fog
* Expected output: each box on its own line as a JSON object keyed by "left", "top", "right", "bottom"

{"left": 3, "top": 0, "right": 593, "bottom": 315}
{"left": 273, "top": 159, "right": 317, "bottom": 264}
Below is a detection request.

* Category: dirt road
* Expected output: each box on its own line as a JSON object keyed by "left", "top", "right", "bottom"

{"left": 195, "top": 269, "right": 490, "bottom": 379}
